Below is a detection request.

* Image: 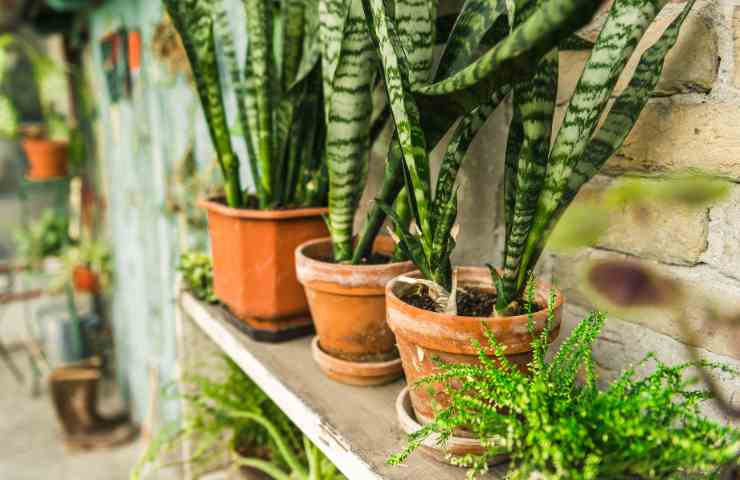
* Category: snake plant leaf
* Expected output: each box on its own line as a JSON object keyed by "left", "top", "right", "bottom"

{"left": 394, "top": 0, "right": 436, "bottom": 87}
{"left": 564, "top": 0, "right": 696, "bottom": 207}
{"left": 378, "top": 202, "right": 432, "bottom": 280}
{"left": 164, "top": 0, "right": 243, "bottom": 208}
{"left": 212, "top": 0, "right": 261, "bottom": 195}
{"left": 414, "top": 0, "right": 600, "bottom": 97}
{"left": 431, "top": 84, "right": 512, "bottom": 234}
{"left": 319, "top": 0, "right": 351, "bottom": 106}
{"left": 517, "top": 0, "right": 693, "bottom": 298}
{"left": 501, "top": 48, "right": 557, "bottom": 299}
{"left": 324, "top": 0, "right": 376, "bottom": 261}
{"left": 363, "top": 0, "right": 432, "bottom": 252}
{"left": 429, "top": 187, "right": 459, "bottom": 290}
{"left": 243, "top": 0, "right": 276, "bottom": 208}
{"left": 291, "top": 0, "right": 322, "bottom": 90}
{"left": 282, "top": 0, "right": 306, "bottom": 91}
{"left": 503, "top": 108, "right": 522, "bottom": 253}
{"left": 434, "top": 0, "right": 508, "bottom": 81}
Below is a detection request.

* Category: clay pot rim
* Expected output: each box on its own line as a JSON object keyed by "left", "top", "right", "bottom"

{"left": 22, "top": 137, "right": 69, "bottom": 147}
{"left": 296, "top": 236, "right": 413, "bottom": 273}
{"left": 199, "top": 196, "right": 328, "bottom": 220}
{"left": 386, "top": 268, "right": 564, "bottom": 325}
{"left": 311, "top": 337, "right": 402, "bottom": 375}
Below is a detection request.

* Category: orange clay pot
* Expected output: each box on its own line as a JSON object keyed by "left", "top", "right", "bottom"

{"left": 73, "top": 266, "right": 100, "bottom": 293}
{"left": 386, "top": 267, "right": 563, "bottom": 423}
{"left": 22, "top": 138, "right": 69, "bottom": 180}
{"left": 200, "top": 197, "right": 328, "bottom": 335}
{"left": 295, "top": 236, "right": 414, "bottom": 385}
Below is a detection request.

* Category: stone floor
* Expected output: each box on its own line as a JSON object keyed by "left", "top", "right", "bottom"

{"left": 0, "top": 349, "right": 142, "bottom": 480}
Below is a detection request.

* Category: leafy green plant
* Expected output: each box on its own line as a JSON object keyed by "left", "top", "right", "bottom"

{"left": 131, "top": 356, "right": 345, "bottom": 480}
{"left": 178, "top": 250, "right": 217, "bottom": 304}
{"left": 390, "top": 306, "right": 740, "bottom": 479}
{"left": 163, "top": 0, "right": 327, "bottom": 210}
{"left": 0, "top": 32, "right": 70, "bottom": 141}
{"left": 14, "top": 208, "right": 70, "bottom": 268}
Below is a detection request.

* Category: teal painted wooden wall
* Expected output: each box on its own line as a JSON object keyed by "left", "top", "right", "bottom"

{"left": 88, "top": 0, "right": 252, "bottom": 422}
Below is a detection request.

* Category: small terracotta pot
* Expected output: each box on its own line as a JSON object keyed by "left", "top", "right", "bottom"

{"left": 22, "top": 138, "right": 69, "bottom": 180}
{"left": 73, "top": 266, "right": 99, "bottom": 293}
{"left": 296, "top": 236, "right": 414, "bottom": 385}
{"left": 395, "top": 387, "right": 508, "bottom": 466}
{"left": 386, "top": 267, "right": 563, "bottom": 423}
{"left": 200, "top": 197, "right": 328, "bottom": 336}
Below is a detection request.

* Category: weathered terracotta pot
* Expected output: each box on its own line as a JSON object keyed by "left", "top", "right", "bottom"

{"left": 396, "top": 387, "right": 508, "bottom": 466}
{"left": 22, "top": 138, "right": 68, "bottom": 180}
{"left": 200, "top": 197, "right": 328, "bottom": 337}
{"left": 73, "top": 266, "right": 99, "bottom": 293}
{"left": 386, "top": 267, "right": 563, "bottom": 423}
{"left": 295, "top": 236, "right": 414, "bottom": 385}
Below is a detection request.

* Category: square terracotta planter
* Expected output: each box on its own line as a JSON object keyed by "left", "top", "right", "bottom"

{"left": 200, "top": 197, "right": 328, "bottom": 340}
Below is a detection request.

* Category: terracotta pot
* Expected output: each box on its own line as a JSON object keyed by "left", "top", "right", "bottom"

{"left": 199, "top": 197, "right": 328, "bottom": 336}
{"left": 73, "top": 266, "right": 99, "bottom": 293}
{"left": 395, "top": 387, "right": 508, "bottom": 466}
{"left": 22, "top": 138, "right": 69, "bottom": 180}
{"left": 296, "top": 236, "right": 414, "bottom": 358}
{"left": 386, "top": 267, "right": 563, "bottom": 423}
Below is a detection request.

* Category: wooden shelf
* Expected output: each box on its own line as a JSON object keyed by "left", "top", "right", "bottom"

{"left": 179, "top": 292, "right": 496, "bottom": 480}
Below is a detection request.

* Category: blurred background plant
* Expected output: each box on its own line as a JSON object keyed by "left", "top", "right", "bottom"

{"left": 13, "top": 207, "right": 70, "bottom": 269}
{"left": 131, "top": 356, "right": 345, "bottom": 480}
{"left": 177, "top": 250, "right": 216, "bottom": 304}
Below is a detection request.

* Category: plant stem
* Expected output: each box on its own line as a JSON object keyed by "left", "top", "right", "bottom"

{"left": 351, "top": 139, "right": 404, "bottom": 263}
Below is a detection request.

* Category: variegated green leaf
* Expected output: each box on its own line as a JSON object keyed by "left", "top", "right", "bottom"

{"left": 363, "top": 0, "right": 432, "bottom": 253}
{"left": 243, "top": 0, "right": 276, "bottom": 208}
{"left": 395, "top": 0, "right": 436, "bottom": 87}
{"left": 163, "top": 0, "right": 243, "bottom": 208}
{"left": 414, "top": 0, "right": 600, "bottom": 97}
{"left": 435, "top": 0, "right": 508, "bottom": 80}
{"left": 501, "top": 48, "right": 557, "bottom": 301}
{"left": 325, "top": 0, "right": 376, "bottom": 262}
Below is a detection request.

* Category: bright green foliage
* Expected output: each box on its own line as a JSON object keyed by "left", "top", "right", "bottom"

{"left": 361, "top": 0, "right": 603, "bottom": 290}
{"left": 163, "top": 0, "right": 327, "bottom": 210}
{"left": 501, "top": 0, "right": 696, "bottom": 305}
{"left": 14, "top": 209, "right": 70, "bottom": 268}
{"left": 389, "top": 307, "right": 740, "bottom": 479}
{"left": 131, "top": 356, "right": 345, "bottom": 480}
{"left": 177, "top": 250, "right": 217, "bottom": 304}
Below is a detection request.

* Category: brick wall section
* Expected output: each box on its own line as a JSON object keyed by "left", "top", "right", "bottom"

{"left": 552, "top": 0, "right": 740, "bottom": 385}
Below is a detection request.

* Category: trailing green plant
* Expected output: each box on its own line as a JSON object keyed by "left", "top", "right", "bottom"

{"left": 131, "top": 356, "right": 345, "bottom": 480}
{"left": 177, "top": 250, "right": 217, "bottom": 304}
{"left": 389, "top": 306, "right": 740, "bottom": 479}
{"left": 163, "top": 0, "right": 327, "bottom": 210}
{"left": 363, "top": 0, "right": 696, "bottom": 308}
{"left": 0, "top": 32, "right": 70, "bottom": 141}
{"left": 359, "top": 0, "right": 605, "bottom": 290}
{"left": 14, "top": 208, "right": 71, "bottom": 268}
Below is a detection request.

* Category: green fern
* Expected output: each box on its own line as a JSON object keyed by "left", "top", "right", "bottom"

{"left": 389, "top": 309, "right": 740, "bottom": 479}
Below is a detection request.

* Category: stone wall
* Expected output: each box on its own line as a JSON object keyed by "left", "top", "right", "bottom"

{"left": 359, "top": 0, "right": 740, "bottom": 420}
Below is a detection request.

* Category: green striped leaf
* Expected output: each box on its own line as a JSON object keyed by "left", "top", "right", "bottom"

{"left": 324, "top": 0, "right": 377, "bottom": 261}
{"left": 435, "top": 0, "right": 508, "bottom": 80}
{"left": 501, "top": 48, "right": 557, "bottom": 301}
{"left": 363, "top": 0, "right": 432, "bottom": 254}
{"left": 243, "top": 0, "right": 276, "bottom": 208}
{"left": 509, "top": 0, "right": 690, "bottom": 299}
{"left": 414, "top": 0, "right": 600, "bottom": 97}
{"left": 163, "top": 0, "right": 243, "bottom": 208}
{"left": 394, "top": 0, "right": 436, "bottom": 87}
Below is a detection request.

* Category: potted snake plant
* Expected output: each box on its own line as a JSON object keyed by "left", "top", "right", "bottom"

{"left": 164, "top": 0, "right": 328, "bottom": 341}
{"left": 294, "top": 0, "right": 418, "bottom": 386}
{"left": 365, "top": 0, "right": 697, "bottom": 424}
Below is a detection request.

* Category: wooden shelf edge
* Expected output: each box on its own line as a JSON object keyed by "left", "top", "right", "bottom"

{"left": 179, "top": 292, "right": 385, "bottom": 480}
